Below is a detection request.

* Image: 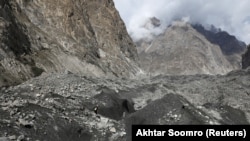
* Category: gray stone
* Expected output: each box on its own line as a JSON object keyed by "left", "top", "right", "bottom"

{"left": 8, "top": 135, "right": 16, "bottom": 140}
{"left": 17, "top": 135, "right": 25, "bottom": 141}
{"left": 0, "top": 137, "right": 10, "bottom": 141}
{"left": 18, "top": 119, "right": 33, "bottom": 128}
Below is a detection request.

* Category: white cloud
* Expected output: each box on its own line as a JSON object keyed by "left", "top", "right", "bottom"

{"left": 114, "top": 0, "right": 250, "bottom": 44}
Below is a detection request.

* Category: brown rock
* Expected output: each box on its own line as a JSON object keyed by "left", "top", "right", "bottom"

{"left": 0, "top": 0, "right": 140, "bottom": 87}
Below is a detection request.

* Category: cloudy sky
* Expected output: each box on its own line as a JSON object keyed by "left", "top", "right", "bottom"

{"left": 113, "top": 0, "right": 250, "bottom": 44}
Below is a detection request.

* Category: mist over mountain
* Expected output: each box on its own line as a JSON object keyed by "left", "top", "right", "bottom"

{"left": 1, "top": 1, "right": 250, "bottom": 141}
{"left": 192, "top": 24, "right": 246, "bottom": 55}
{"left": 114, "top": 0, "right": 250, "bottom": 44}
{"left": 192, "top": 24, "right": 247, "bottom": 71}
{"left": 137, "top": 19, "right": 243, "bottom": 76}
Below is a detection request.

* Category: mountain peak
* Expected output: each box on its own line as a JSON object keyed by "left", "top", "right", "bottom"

{"left": 137, "top": 22, "right": 243, "bottom": 76}
{"left": 171, "top": 20, "right": 190, "bottom": 27}
{"left": 143, "top": 17, "right": 161, "bottom": 30}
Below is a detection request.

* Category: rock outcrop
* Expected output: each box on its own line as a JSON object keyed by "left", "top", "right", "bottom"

{"left": 137, "top": 21, "right": 238, "bottom": 76}
{"left": 0, "top": 0, "right": 140, "bottom": 87}
{"left": 242, "top": 45, "right": 250, "bottom": 69}
{"left": 0, "top": 1, "right": 250, "bottom": 141}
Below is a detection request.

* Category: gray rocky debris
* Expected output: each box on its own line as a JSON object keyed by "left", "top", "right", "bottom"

{"left": 0, "top": 70, "right": 249, "bottom": 140}
{"left": 0, "top": 137, "right": 10, "bottom": 141}
{"left": 0, "top": 0, "right": 250, "bottom": 141}
{"left": 8, "top": 135, "right": 16, "bottom": 140}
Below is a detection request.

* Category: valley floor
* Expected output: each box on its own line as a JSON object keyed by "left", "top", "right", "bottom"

{"left": 0, "top": 69, "right": 250, "bottom": 141}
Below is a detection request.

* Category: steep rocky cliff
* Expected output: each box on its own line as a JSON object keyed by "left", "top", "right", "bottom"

{"left": 193, "top": 24, "right": 246, "bottom": 55}
{"left": 0, "top": 1, "right": 250, "bottom": 141}
{"left": 193, "top": 24, "right": 246, "bottom": 70}
{"left": 242, "top": 45, "right": 250, "bottom": 69}
{"left": 137, "top": 21, "right": 237, "bottom": 76}
{"left": 0, "top": 0, "right": 140, "bottom": 87}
